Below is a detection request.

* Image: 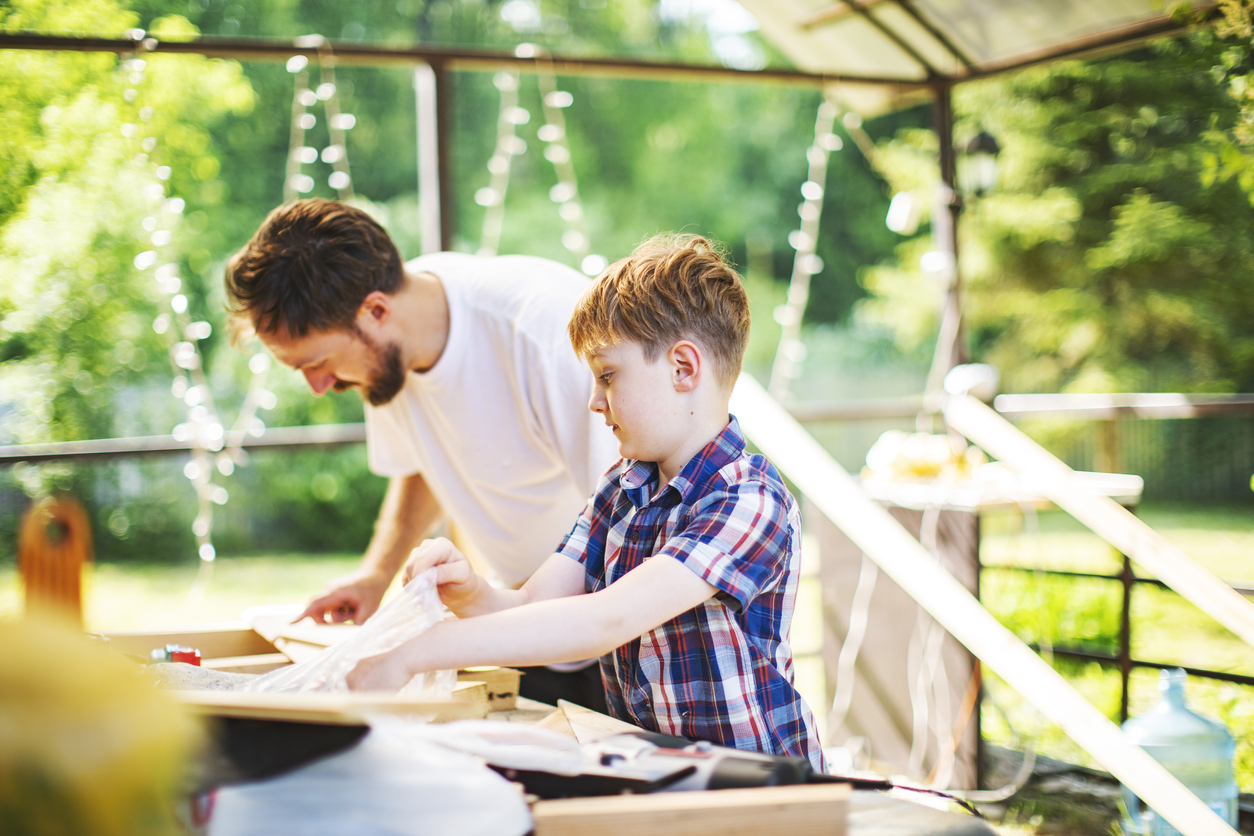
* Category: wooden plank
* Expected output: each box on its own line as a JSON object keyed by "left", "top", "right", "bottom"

{"left": 202, "top": 653, "right": 292, "bottom": 675}
{"left": 534, "top": 705, "right": 578, "bottom": 740}
{"left": 729, "top": 375, "right": 1238, "bottom": 836}
{"left": 532, "top": 783, "right": 849, "bottom": 836}
{"left": 993, "top": 392, "right": 1254, "bottom": 420}
{"left": 458, "top": 666, "right": 520, "bottom": 710}
{"left": 945, "top": 394, "right": 1254, "bottom": 653}
{"left": 270, "top": 637, "right": 326, "bottom": 665}
{"left": 103, "top": 623, "right": 277, "bottom": 660}
{"left": 487, "top": 696, "right": 561, "bottom": 726}
{"left": 557, "top": 699, "right": 641, "bottom": 744}
{"left": 172, "top": 680, "right": 489, "bottom": 725}
{"left": 246, "top": 612, "right": 359, "bottom": 648}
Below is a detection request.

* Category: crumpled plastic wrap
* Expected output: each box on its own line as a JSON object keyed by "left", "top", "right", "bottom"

{"left": 208, "top": 716, "right": 532, "bottom": 836}
{"left": 242, "top": 569, "right": 455, "bottom": 697}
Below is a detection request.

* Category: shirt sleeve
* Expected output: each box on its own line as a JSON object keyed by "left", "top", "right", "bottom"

{"left": 654, "top": 479, "right": 793, "bottom": 612}
{"left": 364, "top": 400, "right": 424, "bottom": 478}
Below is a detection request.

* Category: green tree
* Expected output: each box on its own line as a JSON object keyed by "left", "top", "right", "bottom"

{"left": 859, "top": 41, "right": 1254, "bottom": 395}
{"left": 0, "top": 2, "right": 254, "bottom": 450}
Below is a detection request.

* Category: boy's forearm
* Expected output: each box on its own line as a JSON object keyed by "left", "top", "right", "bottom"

{"left": 400, "top": 594, "right": 623, "bottom": 671}
{"left": 398, "top": 556, "right": 717, "bottom": 673}
{"left": 447, "top": 582, "right": 527, "bottom": 618}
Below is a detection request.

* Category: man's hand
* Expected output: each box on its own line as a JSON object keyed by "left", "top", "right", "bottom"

{"left": 402, "top": 537, "right": 484, "bottom": 613}
{"left": 346, "top": 648, "right": 415, "bottom": 692}
{"left": 296, "top": 569, "right": 392, "bottom": 624}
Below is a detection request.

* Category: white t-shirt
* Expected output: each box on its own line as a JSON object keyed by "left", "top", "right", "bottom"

{"left": 365, "top": 252, "right": 621, "bottom": 587}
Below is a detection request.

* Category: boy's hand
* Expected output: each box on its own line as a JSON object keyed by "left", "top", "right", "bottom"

{"left": 346, "top": 648, "right": 414, "bottom": 692}
{"left": 403, "top": 537, "right": 483, "bottom": 612}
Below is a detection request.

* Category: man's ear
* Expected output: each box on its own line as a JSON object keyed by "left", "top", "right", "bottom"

{"left": 670, "top": 340, "right": 702, "bottom": 393}
{"left": 356, "top": 291, "right": 393, "bottom": 332}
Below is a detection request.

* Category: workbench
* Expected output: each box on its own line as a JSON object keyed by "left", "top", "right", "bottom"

{"left": 109, "top": 620, "right": 995, "bottom": 836}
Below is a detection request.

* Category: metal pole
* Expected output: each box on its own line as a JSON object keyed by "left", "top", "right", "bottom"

{"left": 414, "top": 62, "right": 442, "bottom": 255}
{"left": 434, "top": 63, "right": 454, "bottom": 252}
{"left": 1120, "top": 552, "right": 1134, "bottom": 722}
{"left": 924, "top": 84, "right": 964, "bottom": 405}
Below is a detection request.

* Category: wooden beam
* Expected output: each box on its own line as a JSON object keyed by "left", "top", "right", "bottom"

{"left": 0, "top": 33, "right": 914, "bottom": 89}
{"left": 945, "top": 393, "right": 1254, "bottom": 653}
{"left": 172, "top": 680, "right": 489, "bottom": 724}
{"left": 994, "top": 392, "right": 1254, "bottom": 420}
{"left": 533, "top": 783, "right": 850, "bottom": 836}
{"left": 729, "top": 375, "right": 1237, "bottom": 836}
{"left": 103, "top": 623, "right": 277, "bottom": 659}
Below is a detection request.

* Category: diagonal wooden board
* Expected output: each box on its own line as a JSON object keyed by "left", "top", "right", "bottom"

{"left": 945, "top": 393, "right": 1254, "bottom": 653}
{"left": 730, "top": 374, "right": 1239, "bottom": 836}
{"left": 557, "top": 699, "right": 641, "bottom": 744}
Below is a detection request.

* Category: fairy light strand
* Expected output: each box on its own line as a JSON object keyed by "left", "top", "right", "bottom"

{"left": 525, "top": 45, "right": 606, "bottom": 276}
{"left": 121, "top": 30, "right": 275, "bottom": 599}
{"left": 768, "top": 96, "right": 843, "bottom": 401}
{"left": 476, "top": 70, "right": 523, "bottom": 255}
{"left": 284, "top": 35, "right": 356, "bottom": 202}
{"left": 473, "top": 46, "right": 606, "bottom": 275}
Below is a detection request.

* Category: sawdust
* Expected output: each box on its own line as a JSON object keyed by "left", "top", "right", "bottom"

{"left": 146, "top": 662, "right": 257, "bottom": 691}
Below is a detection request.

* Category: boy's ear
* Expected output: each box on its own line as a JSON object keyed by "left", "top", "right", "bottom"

{"left": 670, "top": 340, "right": 702, "bottom": 393}
{"left": 356, "top": 291, "right": 393, "bottom": 331}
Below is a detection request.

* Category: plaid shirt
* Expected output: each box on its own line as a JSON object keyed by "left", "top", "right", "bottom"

{"left": 557, "top": 416, "right": 824, "bottom": 770}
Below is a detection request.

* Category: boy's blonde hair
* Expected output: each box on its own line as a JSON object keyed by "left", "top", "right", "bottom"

{"left": 568, "top": 234, "right": 750, "bottom": 388}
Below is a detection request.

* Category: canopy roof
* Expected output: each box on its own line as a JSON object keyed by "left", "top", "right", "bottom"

{"left": 737, "top": 0, "right": 1216, "bottom": 112}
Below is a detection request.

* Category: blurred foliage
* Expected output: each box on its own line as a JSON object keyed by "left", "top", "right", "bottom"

{"left": 0, "top": 2, "right": 254, "bottom": 449}
{"left": 859, "top": 38, "right": 1254, "bottom": 396}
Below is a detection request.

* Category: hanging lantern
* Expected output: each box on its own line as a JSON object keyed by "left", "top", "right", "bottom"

{"left": 959, "top": 130, "right": 1000, "bottom": 197}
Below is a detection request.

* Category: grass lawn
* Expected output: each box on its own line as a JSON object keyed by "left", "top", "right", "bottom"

{"left": 0, "top": 553, "right": 369, "bottom": 630}
{"left": 978, "top": 501, "right": 1254, "bottom": 808}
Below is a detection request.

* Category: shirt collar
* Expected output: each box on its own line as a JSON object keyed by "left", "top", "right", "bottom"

{"left": 617, "top": 415, "right": 746, "bottom": 509}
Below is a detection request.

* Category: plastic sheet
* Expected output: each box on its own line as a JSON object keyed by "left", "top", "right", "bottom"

{"left": 209, "top": 716, "right": 532, "bottom": 836}
{"left": 242, "top": 569, "right": 455, "bottom": 697}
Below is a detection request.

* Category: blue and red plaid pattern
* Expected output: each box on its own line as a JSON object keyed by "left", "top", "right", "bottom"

{"left": 556, "top": 416, "right": 824, "bottom": 770}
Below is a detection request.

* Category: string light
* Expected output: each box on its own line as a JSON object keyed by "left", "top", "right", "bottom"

{"left": 768, "top": 95, "right": 842, "bottom": 401}
{"left": 122, "top": 36, "right": 276, "bottom": 599}
{"left": 473, "top": 46, "right": 606, "bottom": 275}
{"left": 477, "top": 70, "right": 522, "bottom": 256}
{"left": 284, "top": 36, "right": 355, "bottom": 203}
{"left": 527, "top": 45, "right": 606, "bottom": 276}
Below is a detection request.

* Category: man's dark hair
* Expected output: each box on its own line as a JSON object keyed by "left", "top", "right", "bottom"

{"left": 224, "top": 198, "right": 403, "bottom": 342}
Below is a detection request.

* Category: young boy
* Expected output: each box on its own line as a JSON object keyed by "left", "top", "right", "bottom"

{"left": 347, "top": 234, "right": 824, "bottom": 768}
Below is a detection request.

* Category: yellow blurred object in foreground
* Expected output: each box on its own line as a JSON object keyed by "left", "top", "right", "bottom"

{"left": 0, "top": 617, "right": 200, "bottom": 836}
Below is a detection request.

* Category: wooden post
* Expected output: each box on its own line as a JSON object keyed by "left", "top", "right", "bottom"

{"left": 732, "top": 375, "right": 1238, "bottom": 836}
{"left": 1097, "top": 419, "right": 1123, "bottom": 474}
{"left": 19, "top": 495, "right": 92, "bottom": 627}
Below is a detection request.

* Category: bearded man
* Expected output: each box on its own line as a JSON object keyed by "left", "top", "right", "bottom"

{"left": 224, "top": 198, "right": 618, "bottom": 709}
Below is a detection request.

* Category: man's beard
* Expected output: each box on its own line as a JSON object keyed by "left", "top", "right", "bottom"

{"left": 333, "top": 336, "right": 406, "bottom": 406}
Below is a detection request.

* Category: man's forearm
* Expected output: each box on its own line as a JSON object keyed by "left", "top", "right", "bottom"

{"left": 361, "top": 474, "right": 441, "bottom": 580}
